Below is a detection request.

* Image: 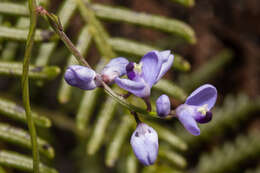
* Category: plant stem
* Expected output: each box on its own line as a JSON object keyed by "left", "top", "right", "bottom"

{"left": 22, "top": 0, "right": 40, "bottom": 172}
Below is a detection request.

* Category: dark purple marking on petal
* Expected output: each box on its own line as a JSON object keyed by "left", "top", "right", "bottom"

{"left": 127, "top": 71, "right": 136, "bottom": 80}
{"left": 195, "top": 111, "right": 212, "bottom": 124}
{"left": 126, "top": 62, "right": 134, "bottom": 72}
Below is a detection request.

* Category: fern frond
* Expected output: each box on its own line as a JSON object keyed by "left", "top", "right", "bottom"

{"left": 87, "top": 96, "right": 118, "bottom": 155}
{"left": 0, "top": 97, "right": 51, "bottom": 128}
{"left": 0, "top": 61, "right": 60, "bottom": 80}
{"left": 180, "top": 49, "right": 234, "bottom": 91}
{"left": 197, "top": 132, "right": 260, "bottom": 173}
{"left": 92, "top": 4, "right": 196, "bottom": 44}
{"left": 154, "top": 79, "right": 187, "bottom": 101}
{"left": 0, "top": 150, "right": 57, "bottom": 173}
{"left": 0, "top": 122, "right": 54, "bottom": 158}
{"left": 105, "top": 115, "right": 133, "bottom": 167}
{"left": 0, "top": 26, "right": 55, "bottom": 42}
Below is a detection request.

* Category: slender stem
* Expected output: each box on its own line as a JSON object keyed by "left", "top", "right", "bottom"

{"left": 143, "top": 97, "right": 152, "bottom": 112}
{"left": 22, "top": 0, "right": 40, "bottom": 172}
{"left": 37, "top": 7, "right": 159, "bottom": 119}
{"left": 131, "top": 112, "right": 141, "bottom": 124}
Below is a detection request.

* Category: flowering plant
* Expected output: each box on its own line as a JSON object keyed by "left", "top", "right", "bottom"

{"left": 64, "top": 50, "right": 217, "bottom": 165}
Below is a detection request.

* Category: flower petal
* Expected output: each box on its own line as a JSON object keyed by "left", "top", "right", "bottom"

{"left": 140, "top": 51, "right": 161, "bottom": 87}
{"left": 114, "top": 77, "right": 150, "bottom": 98}
{"left": 176, "top": 104, "right": 200, "bottom": 136}
{"left": 156, "top": 94, "right": 171, "bottom": 117}
{"left": 130, "top": 123, "right": 159, "bottom": 166}
{"left": 156, "top": 51, "right": 174, "bottom": 82}
{"left": 64, "top": 65, "right": 97, "bottom": 90}
{"left": 101, "top": 57, "right": 129, "bottom": 83}
{"left": 185, "top": 84, "right": 217, "bottom": 109}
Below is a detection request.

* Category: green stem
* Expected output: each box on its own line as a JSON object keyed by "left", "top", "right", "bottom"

{"left": 22, "top": 0, "right": 40, "bottom": 172}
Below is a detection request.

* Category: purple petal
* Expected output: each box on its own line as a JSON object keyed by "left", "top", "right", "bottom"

{"left": 156, "top": 94, "right": 171, "bottom": 117}
{"left": 114, "top": 77, "right": 150, "bottom": 98}
{"left": 156, "top": 51, "right": 174, "bottom": 82}
{"left": 185, "top": 84, "right": 217, "bottom": 110}
{"left": 101, "top": 57, "right": 129, "bottom": 84}
{"left": 140, "top": 51, "right": 161, "bottom": 87}
{"left": 64, "top": 65, "right": 97, "bottom": 90}
{"left": 130, "top": 123, "right": 159, "bottom": 166}
{"left": 176, "top": 104, "right": 200, "bottom": 136}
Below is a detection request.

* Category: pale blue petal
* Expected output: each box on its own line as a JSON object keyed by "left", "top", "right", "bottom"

{"left": 130, "top": 123, "right": 158, "bottom": 166}
{"left": 185, "top": 84, "right": 217, "bottom": 110}
{"left": 176, "top": 104, "right": 200, "bottom": 136}
{"left": 64, "top": 65, "right": 97, "bottom": 90}
{"left": 156, "top": 52, "right": 174, "bottom": 82}
{"left": 140, "top": 51, "right": 161, "bottom": 87}
{"left": 156, "top": 94, "right": 171, "bottom": 117}
{"left": 114, "top": 77, "right": 150, "bottom": 98}
{"left": 101, "top": 57, "right": 129, "bottom": 83}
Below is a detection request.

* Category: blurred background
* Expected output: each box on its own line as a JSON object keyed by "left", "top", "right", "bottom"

{"left": 0, "top": 0, "right": 259, "bottom": 172}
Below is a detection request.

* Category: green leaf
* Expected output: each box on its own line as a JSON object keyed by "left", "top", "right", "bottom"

{"left": 105, "top": 115, "right": 133, "bottom": 167}
{"left": 92, "top": 3, "right": 196, "bottom": 44}
{"left": 154, "top": 79, "right": 187, "bottom": 101}
{"left": 0, "top": 97, "right": 51, "bottom": 128}
{"left": 0, "top": 123, "right": 54, "bottom": 159}
{"left": 0, "top": 150, "right": 57, "bottom": 173}
{"left": 0, "top": 26, "right": 56, "bottom": 42}
{"left": 87, "top": 96, "right": 118, "bottom": 155}
{"left": 180, "top": 49, "right": 234, "bottom": 91}
{"left": 148, "top": 122, "right": 188, "bottom": 151}
{"left": 0, "top": 61, "right": 60, "bottom": 80}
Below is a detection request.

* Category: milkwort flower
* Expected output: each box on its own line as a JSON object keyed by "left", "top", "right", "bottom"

{"left": 64, "top": 65, "right": 98, "bottom": 90}
{"left": 156, "top": 94, "right": 171, "bottom": 117}
{"left": 130, "top": 123, "right": 159, "bottom": 166}
{"left": 64, "top": 57, "right": 129, "bottom": 90}
{"left": 176, "top": 84, "right": 217, "bottom": 136}
{"left": 115, "top": 50, "right": 174, "bottom": 99}
{"left": 101, "top": 57, "right": 129, "bottom": 84}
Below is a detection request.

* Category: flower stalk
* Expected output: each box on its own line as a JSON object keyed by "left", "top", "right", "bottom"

{"left": 22, "top": 0, "right": 40, "bottom": 172}
{"left": 36, "top": 7, "right": 159, "bottom": 119}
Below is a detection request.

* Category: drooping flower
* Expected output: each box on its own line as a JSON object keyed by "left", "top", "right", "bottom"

{"left": 130, "top": 123, "right": 159, "bottom": 166}
{"left": 65, "top": 57, "right": 129, "bottom": 89}
{"left": 64, "top": 65, "right": 98, "bottom": 90}
{"left": 115, "top": 50, "right": 174, "bottom": 98}
{"left": 101, "top": 57, "right": 129, "bottom": 84}
{"left": 156, "top": 94, "right": 171, "bottom": 117}
{"left": 176, "top": 84, "right": 217, "bottom": 136}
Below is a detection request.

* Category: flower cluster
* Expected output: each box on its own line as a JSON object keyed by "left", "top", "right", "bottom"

{"left": 64, "top": 50, "right": 217, "bottom": 166}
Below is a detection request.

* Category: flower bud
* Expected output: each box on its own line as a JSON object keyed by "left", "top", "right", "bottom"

{"left": 156, "top": 94, "right": 171, "bottom": 117}
{"left": 64, "top": 65, "right": 97, "bottom": 90}
{"left": 130, "top": 123, "right": 159, "bottom": 166}
{"left": 101, "top": 57, "right": 129, "bottom": 84}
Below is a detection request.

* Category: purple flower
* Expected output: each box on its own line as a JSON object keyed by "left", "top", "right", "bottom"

{"left": 101, "top": 57, "right": 129, "bottom": 84}
{"left": 115, "top": 50, "right": 174, "bottom": 98}
{"left": 156, "top": 94, "right": 171, "bottom": 117}
{"left": 130, "top": 123, "right": 159, "bottom": 166}
{"left": 64, "top": 65, "right": 98, "bottom": 90}
{"left": 176, "top": 84, "right": 217, "bottom": 136}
